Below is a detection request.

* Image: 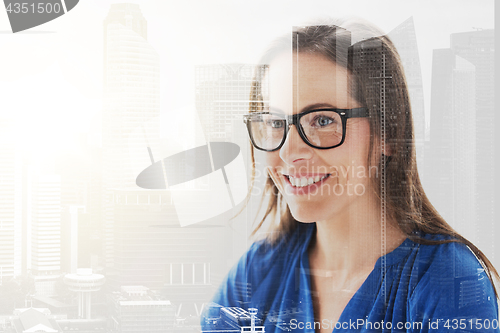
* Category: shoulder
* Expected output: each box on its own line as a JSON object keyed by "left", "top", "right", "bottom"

{"left": 408, "top": 235, "right": 498, "bottom": 326}
{"left": 411, "top": 235, "right": 486, "bottom": 280}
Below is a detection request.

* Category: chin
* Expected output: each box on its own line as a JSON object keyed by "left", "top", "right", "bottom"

{"left": 287, "top": 206, "right": 321, "bottom": 223}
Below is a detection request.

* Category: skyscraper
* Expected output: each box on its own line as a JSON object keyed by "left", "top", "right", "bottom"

{"left": 194, "top": 63, "right": 265, "bottom": 290}
{"left": 195, "top": 64, "right": 256, "bottom": 147}
{"left": 194, "top": 63, "right": 265, "bottom": 207}
{"left": 102, "top": 3, "right": 161, "bottom": 268}
{"left": 61, "top": 205, "right": 88, "bottom": 273}
{"left": 449, "top": 29, "right": 495, "bottom": 265}
{"left": 388, "top": 17, "right": 426, "bottom": 163}
{"left": 428, "top": 49, "right": 477, "bottom": 242}
{"left": 0, "top": 118, "right": 23, "bottom": 282}
{"left": 30, "top": 174, "right": 62, "bottom": 275}
{"left": 427, "top": 30, "right": 495, "bottom": 267}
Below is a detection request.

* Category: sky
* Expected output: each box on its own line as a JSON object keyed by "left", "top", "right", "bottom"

{"left": 0, "top": 0, "right": 494, "bottom": 158}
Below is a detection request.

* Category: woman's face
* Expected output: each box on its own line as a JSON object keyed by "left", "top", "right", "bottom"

{"left": 260, "top": 52, "right": 377, "bottom": 223}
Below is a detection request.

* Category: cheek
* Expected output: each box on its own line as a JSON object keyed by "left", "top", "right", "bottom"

{"left": 328, "top": 125, "right": 373, "bottom": 185}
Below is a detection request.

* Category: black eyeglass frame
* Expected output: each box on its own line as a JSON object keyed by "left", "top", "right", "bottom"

{"left": 243, "top": 107, "right": 369, "bottom": 152}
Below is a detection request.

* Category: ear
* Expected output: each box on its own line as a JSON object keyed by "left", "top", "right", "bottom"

{"left": 382, "top": 144, "right": 392, "bottom": 157}
{"left": 381, "top": 143, "right": 393, "bottom": 166}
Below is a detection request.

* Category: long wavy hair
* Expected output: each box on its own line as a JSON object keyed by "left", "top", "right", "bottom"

{"left": 246, "top": 20, "right": 499, "bottom": 297}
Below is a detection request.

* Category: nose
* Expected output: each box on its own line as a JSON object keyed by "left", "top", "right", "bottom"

{"left": 279, "top": 124, "right": 313, "bottom": 164}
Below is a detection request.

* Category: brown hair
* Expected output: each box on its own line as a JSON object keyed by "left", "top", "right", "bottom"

{"left": 246, "top": 21, "right": 499, "bottom": 297}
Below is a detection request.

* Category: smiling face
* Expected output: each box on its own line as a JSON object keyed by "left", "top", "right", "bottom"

{"left": 259, "top": 52, "right": 379, "bottom": 223}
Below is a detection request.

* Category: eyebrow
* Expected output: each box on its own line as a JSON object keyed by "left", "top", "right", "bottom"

{"left": 269, "top": 103, "right": 337, "bottom": 114}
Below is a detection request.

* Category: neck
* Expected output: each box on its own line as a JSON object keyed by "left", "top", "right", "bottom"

{"left": 308, "top": 194, "right": 406, "bottom": 275}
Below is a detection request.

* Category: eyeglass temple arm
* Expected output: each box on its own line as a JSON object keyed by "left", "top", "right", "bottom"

{"left": 345, "top": 107, "right": 369, "bottom": 118}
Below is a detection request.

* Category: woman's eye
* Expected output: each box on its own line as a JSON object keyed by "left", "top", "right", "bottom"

{"left": 312, "top": 116, "right": 334, "bottom": 127}
{"left": 266, "top": 119, "right": 285, "bottom": 129}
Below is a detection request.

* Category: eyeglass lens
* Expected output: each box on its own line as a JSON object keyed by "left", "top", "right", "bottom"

{"left": 248, "top": 111, "right": 343, "bottom": 150}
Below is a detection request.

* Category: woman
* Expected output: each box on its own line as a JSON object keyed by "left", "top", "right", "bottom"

{"left": 202, "top": 21, "right": 499, "bottom": 332}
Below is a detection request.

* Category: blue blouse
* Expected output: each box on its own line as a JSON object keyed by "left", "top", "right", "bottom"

{"left": 204, "top": 223, "right": 499, "bottom": 332}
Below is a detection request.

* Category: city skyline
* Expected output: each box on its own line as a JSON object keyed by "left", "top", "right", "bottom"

{"left": 0, "top": 1, "right": 496, "bottom": 332}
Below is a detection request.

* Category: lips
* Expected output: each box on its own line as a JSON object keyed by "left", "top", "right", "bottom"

{"left": 283, "top": 173, "right": 331, "bottom": 188}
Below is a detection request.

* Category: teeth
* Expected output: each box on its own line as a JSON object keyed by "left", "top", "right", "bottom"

{"left": 287, "top": 175, "right": 329, "bottom": 187}
{"left": 301, "top": 178, "right": 307, "bottom": 187}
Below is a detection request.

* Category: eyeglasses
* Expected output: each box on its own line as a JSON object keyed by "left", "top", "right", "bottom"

{"left": 243, "top": 107, "right": 369, "bottom": 151}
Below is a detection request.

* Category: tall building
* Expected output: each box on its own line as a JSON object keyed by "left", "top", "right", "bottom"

{"left": 0, "top": 118, "right": 23, "bottom": 282}
{"left": 428, "top": 49, "right": 476, "bottom": 240}
{"left": 449, "top": 30, "right": 495, "bottom": 265}
{"left": 55, "top": 135, "right": 95, "bottom": 274}
{"left": 195, "top": 64, "right": 256, "bottom": 147}
{"left": 194, "top": 63, "right": 264, "bottom": 212}
{"left": 61, "top": 205, "right": 87, "bottom": 273}
{"left": 86, "top": 144, "right": 103, "bottom": 271}
{"left": 30, "top": 174, "right": 62, "bottom": 275}
{"left": 388, "top": 17, "right": 426, "bottom": 163}
{"left": 194, "top": 64, "right": 267, "bottom": 296}
{"left": 427, "top": 30, "right": 495, "bottom": 266}
{"left": 102, "top": 3, "right": 161, "bottom": 268}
